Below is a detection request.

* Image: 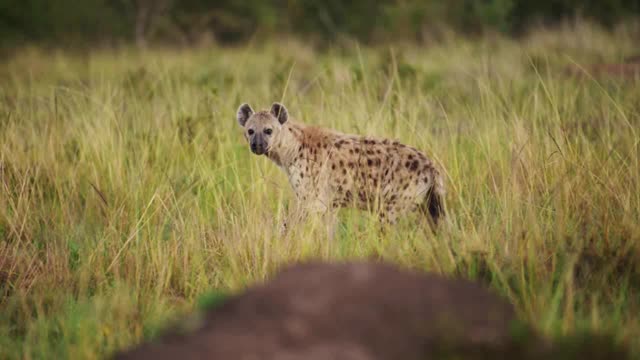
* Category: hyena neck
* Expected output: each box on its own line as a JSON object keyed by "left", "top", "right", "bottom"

{"left": 267, "top": 122, "right": 305, "bottom": 168}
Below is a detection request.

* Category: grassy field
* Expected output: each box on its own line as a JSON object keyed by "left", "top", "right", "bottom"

{"left": 1, "top": 22, "right": 639, "bottom": 359}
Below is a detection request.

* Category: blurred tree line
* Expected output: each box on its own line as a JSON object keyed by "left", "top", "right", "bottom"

{"left": 1, "top": 0, "right": 639, "bottom": 48}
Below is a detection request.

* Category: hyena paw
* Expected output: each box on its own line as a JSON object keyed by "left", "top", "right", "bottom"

{"left": 279, "top": 220, "right": 289, "bottom": 237}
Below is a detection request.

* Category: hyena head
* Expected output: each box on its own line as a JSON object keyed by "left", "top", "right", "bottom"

{"left": 236, "top": 102, "right": 289, "bottom": 156}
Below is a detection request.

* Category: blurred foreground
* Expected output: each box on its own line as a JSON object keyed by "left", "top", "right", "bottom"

{"left": 116, "top": 261, "right": 628, "bottom": 360}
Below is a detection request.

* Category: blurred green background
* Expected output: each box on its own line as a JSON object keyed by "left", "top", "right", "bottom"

{"left": 1, "top": 0, "right": 639, "bottom": 48}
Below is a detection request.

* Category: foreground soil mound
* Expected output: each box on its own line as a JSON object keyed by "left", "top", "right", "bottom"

{"left": 115, "top": 261, "right": 539, "bottom": 359}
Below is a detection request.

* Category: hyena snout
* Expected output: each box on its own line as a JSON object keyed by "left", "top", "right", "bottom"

{"left": 250, "top": 134, "right": 267, "bottom": 155}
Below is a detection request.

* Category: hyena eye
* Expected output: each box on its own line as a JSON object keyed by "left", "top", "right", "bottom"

{"left": 264, "top": 128, "right": 273, "bottom": 135}
{"left": 247, "top": 129, "right": 255, "bottom": 135}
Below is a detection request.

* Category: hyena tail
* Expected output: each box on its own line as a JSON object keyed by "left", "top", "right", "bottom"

{"left": 421, "top": 174, "right": 446, "bottom": 226}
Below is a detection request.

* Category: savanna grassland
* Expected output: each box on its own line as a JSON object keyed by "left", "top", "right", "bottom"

{"left": 1, "top": 22, "right": 639, "bottom": 359}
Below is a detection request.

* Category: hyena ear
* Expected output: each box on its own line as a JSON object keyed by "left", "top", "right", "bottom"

{"left": 237, "top": 103, "right": 254, "bottom": 127}
{"left": 270, "top": 102, "right": 288, "bottom": 124}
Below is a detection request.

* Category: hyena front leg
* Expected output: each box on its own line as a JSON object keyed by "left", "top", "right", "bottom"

{"left": 279, "top": 201, "right": 308, "bottom": 237}
{"left": 322, "top": 210, "right": 339, "bottom": 243}
{"left": 279, "top": 195, "right": 324, "bottom": 237}
{"left": 279, "top": 197, "right": 337, "bottom": 242}
{"left": 306, "top": 198, "right": 340, "bottom": 242}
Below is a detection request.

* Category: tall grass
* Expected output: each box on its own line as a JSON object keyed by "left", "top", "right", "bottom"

{"left": 1, "top": 22, "right": 639, "bottom": 359}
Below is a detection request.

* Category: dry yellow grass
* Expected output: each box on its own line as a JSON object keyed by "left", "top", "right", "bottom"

{"left": 0, "top": 22, "right": 639, "bottom": 358}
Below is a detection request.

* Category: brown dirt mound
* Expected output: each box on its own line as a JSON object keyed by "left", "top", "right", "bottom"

{"left": 114, "top": 261, "right": 534, "bottom": 359}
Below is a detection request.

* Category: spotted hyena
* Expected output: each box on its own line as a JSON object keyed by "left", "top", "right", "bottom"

{"left": 236, "top": 102, "right": 445, "bottom": 235}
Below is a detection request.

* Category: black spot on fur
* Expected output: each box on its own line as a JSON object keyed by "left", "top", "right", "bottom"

{"left": 408, "top": 160, "right": 419, "bottom": 171}
{"left": 367, "top": 159, "right": 373, "bottom": 166}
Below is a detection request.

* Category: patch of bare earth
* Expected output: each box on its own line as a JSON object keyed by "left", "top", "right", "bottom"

{"left": 114, "top": 261, "right": 538, "bottom": 360}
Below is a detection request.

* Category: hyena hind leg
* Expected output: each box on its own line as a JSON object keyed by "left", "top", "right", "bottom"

{"left": 377, "top": 211, "right": 399, "bottom": 235}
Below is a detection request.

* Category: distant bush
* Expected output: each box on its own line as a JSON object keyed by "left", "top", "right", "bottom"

{"left": 1, "top": 0, "right": 639, "bottom": 47}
